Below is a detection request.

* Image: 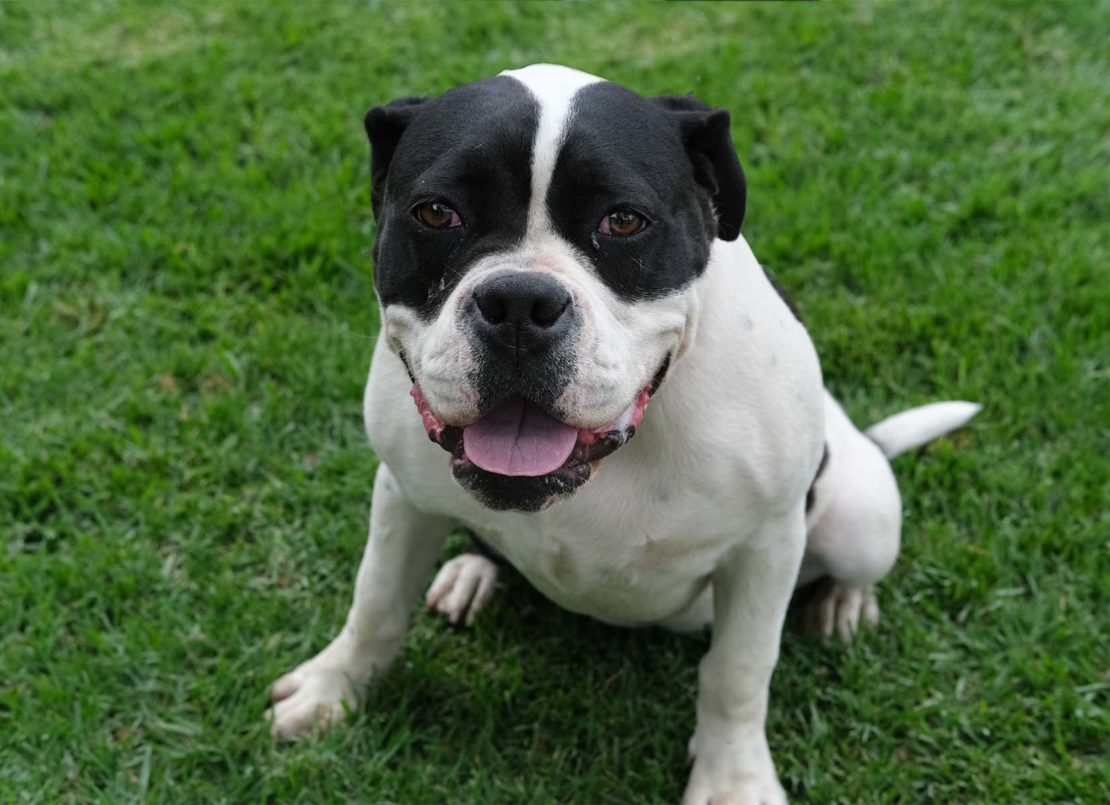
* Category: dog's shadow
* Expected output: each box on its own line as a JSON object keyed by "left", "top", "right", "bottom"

{"left": 354, "top": 567, "right": 833, "bottom": 799}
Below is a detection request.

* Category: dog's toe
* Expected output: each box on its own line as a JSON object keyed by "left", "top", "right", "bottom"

{"left": 426, "top": 553, "right": 499, "bottom": 626}
{"left": 270, "top": 670, "right": 304, "bottom": 703}
{"left": 268, "top": 689, "right": 349, "bottom": 739}
{"left": 804, "top": 580, "right": 880, "bottom": 644}
{"left": 266, "top": 661, "right": 364, "bottom": 740}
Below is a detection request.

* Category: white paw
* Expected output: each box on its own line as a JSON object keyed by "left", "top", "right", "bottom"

{"left": 804, "top": 580, "right": 880, "bottom": 644}
{"left": 425, "top": 553, "right": 499, "bottom": 626}
{"left": 266, "top": 632, "right": 376, "bottom": 739}
{"left": 683, "top": 725, "right": 786, "bottom": 805}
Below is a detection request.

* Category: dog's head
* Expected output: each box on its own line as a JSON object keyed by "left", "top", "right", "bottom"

{"left": 365, "top": 64, "right": 746, "bottom": 511}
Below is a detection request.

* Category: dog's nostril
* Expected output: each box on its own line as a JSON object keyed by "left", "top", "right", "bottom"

{"left": 531, "top": 295, "right": 570, "bottom": 328}
{"left": 474, "top": 291, "right": 507, "bottom": 325}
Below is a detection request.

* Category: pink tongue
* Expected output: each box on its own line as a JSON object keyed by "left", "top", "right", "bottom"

{"left": 463, "top": 398, "right": 579, "bottom": 477}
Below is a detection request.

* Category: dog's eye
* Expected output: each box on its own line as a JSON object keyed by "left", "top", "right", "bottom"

{"left": 598, "top": 208, "right": 648, "bottom": 237}
{"left": 414, "top": 200, "right": 462, "bottom": 229}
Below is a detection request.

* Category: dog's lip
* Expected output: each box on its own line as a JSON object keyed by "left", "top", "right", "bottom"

{"left": 411, "top": 386, "right": 648, "bottom": 451}
{"left": 410, "top": 354, "right": 671, "bottom": 480}
{"left": 410, "top": 384, "right": 621, "bottom": 433}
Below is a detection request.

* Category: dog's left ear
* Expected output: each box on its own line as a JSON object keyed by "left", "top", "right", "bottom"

{"left": 650, "top": 95, "right": 746, "bottom": 241}
{"left": 363, "top": 96, "right": 429, "bottom": 217}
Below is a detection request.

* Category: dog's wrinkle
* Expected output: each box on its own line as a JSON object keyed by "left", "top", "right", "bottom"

{"left": 397, "top": 349, "right": 416, "bottom": 383}
{"left": 650, "top": 354, "right": 672, "bottom": 395}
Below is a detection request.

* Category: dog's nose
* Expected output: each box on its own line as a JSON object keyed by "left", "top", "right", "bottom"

{"left": 470, "top": 272, "right": 573, "bottom": 357}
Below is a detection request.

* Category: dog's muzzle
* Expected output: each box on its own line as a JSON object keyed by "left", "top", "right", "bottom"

{"left": 411, "top": 355, "right": 672, "bottom": 511}
{"left": 463, "top": 270, "right": 581, "bottom": 415}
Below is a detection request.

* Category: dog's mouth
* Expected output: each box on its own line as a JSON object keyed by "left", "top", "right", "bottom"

{"left": 410, "top": 356, "right": 670, "bottom": 511}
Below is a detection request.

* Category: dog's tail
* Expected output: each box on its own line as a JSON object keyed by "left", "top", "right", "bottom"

{"left": 865, "top": 401, "right": 982, "bottom": 459}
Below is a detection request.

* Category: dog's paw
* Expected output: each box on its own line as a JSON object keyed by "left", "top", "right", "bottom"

{"left": 683, "top": 726, "right": 786, "bottom": 805}
{"left": 803, "top": 580, "right": 879, "bottom": 644}
{"left": 266, "top": 634, "right": 373, "bottom": 739}
{"left": 425, "top": 553, "right": 499, "bottom": 626}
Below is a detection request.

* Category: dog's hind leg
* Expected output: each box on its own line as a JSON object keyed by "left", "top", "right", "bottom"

{"left": 425, "top": 532, "right": 502, "bottom": 626}
{"left": 800, "top": 457, "right": 900, "bottom": 642}
{"left": 798, "top": 400, "right": 903, "bottom": 644}
{"left": 800, "top": 393, "right": 981, "bottom": 643}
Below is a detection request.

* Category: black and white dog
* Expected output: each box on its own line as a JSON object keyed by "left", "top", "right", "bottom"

{"left": 267, "top": 64, "right": 979, "bottom": 803}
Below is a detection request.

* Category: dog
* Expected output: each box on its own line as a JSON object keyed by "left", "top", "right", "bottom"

{"left": 266, "top": 64, "right": 980, "bottom": 803}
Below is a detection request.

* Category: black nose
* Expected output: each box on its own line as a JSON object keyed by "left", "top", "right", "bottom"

{"left": 470, "top": 271, "right": 574, "bottom": 357}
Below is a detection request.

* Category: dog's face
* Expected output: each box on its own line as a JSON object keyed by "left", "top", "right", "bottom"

{"left": 366, "top": 65, "right": 746, "bottom": 511}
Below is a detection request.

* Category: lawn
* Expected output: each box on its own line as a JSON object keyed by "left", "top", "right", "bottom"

{"left": 1, "top": 1, "right": 1107, "bottom": 801}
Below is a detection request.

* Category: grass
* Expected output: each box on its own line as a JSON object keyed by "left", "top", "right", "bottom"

{"left": 1, "top": 0, "right": 1107, "bottom": 801}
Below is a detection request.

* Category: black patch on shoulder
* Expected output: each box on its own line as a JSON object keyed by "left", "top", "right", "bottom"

{"left": 805, "top": 443, "right": 830, "bottom": 512}
{"left": 545, "top": 83, "right": 723, "bottom": 300}
{"left": 761, "top": 265, "right": 803, "bottom": 323}
{"left": 368, "top": 76, "right": 539, "bottom": 318}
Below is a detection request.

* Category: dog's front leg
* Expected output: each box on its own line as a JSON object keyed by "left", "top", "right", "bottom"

{"left": 683, "top": 507, "right": 806, "bottom": 805}
{"left": 267, "top": 464, "right": 451, "bottom": 738}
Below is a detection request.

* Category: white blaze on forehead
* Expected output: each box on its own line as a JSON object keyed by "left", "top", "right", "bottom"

{"left": 500, "top": 64, "right": 605, "bottom": 235}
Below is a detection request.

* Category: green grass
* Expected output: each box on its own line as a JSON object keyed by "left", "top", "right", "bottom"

{"left": 2, "top": 1, "right": 1107, "bottom": 801}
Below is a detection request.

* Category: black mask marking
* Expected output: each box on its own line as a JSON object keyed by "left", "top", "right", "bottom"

{"left": 545, "top": 83, "right": 746, "bottom": 301}
{"left": 366, "top": 77, "right": 539, "bottom": 318}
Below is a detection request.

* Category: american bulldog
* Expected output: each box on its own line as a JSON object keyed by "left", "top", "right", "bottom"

{"left": 267, "top": 64, "right": 980, "bottom": 803}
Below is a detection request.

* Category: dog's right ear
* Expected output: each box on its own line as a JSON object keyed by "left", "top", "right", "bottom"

{"left": 363, "top": 96, "right": 428, "bottom": 217}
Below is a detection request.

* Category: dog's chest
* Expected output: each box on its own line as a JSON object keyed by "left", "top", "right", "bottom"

{"left": 461, "top": 478, "right": 744, "bottom": 624}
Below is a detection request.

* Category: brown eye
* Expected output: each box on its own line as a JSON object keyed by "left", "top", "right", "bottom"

{"left": 414, "top": 200, "right": 462, "bottom": 229}
{"left": 599, "top": 209, "right": 647, "bottom": 237}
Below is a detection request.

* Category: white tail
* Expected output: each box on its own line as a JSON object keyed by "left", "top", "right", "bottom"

{"left": 865, "top": 401, "right": 982, "bottom": 459}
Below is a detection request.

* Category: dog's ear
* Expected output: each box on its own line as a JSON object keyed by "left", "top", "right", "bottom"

{"left": 363, "top": 96, "right": 429, "bottom": 217}
{"left": 650, "top": 95, "right": 746, "bottom": 241}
